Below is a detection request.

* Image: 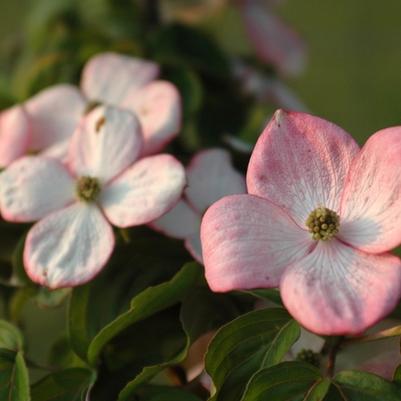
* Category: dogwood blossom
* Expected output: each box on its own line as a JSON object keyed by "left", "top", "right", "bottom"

{"left": 0, "top": 106, "right": 185, "bottom": 288}
{"left": 237, "top": 0, "right": 306, "bottom": 76}
{"left": 0, "top": 106, "right": 30, "bottom": 168}
{"left": 201, "top": 109, "right": 401, "bottom": 335}
{"left": 151, "top": 149, "right": 245, "bottom": 262}
{"left": 24, "top": 52, "right": 181, "bottom": 159}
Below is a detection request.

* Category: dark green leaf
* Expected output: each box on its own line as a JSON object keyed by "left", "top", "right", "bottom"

{"left": 205, "top": 308, "right": 300, "bottom": 401}
{"left": 393, "top": 364, "right": 401, "bottom": 383}
{"left": 36, "top": 288, "right": 71, "bottom": 309}
{"left": 11, "top": 235, "right": 32, "bottom": 287}
{"left": 138, "top": 385, "right": 203, "bottom": 401}
{"left": 0, "top": 348, "right": 30, "bottom": 401}
{"left": 165, "top": 67, "right": 203, "bottom": 116}
{"left": 0, "top": 320, "right": 23, "bottom": 350}
{"left": 150, "top": 24, "right": 230, "bottom": 77}
{"left": 303, "top": 377, "right": 331, "bottom": 401}
{"left": 48, "top": 337, "right": 86, "bottom": 370}
{"left": 68, "top": 229, "right": 190, "bottom": 361}
{"left": 246, "top": 289, "right": 283, "bottom": 306}
{"left": 117, "top": 274, "right": 251, "bottom": 401}
{"left": 240, "top": 361, "right": 322, "bottom": 401}
{"left": 328, "top": 370, "right": 401, "bottom": 401}
{"left": 31, "top": 368, "right": 94, "bottom": 401}
{"left": 88, "top": 262, "right": 201, "bottom": 365}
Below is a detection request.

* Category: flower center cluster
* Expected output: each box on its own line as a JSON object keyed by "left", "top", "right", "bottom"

{"left": 76, "top": 176, "right": 101, "bottom": 202}
{"left": 306, "top": 207, "right": 339, "bottom": 241}
{"left": 295, "top": 349, "right": 321, "bottom": 368}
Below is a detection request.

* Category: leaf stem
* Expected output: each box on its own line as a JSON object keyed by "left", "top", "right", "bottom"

{"left": 342, "top": 325, "right": 401, "bottom": 346}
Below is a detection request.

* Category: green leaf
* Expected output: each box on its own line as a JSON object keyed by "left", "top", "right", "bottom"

{"left": 36, "top": 288, "right": 71, "bottom": 308}
{"left": 48, "top": 337, "right": 86, "bottom": 370}
{"left": 328, "top": 370, "right": 401, "bottom": 401}
{"left": 240, "top": 361, "right": 322, "bottom": 401}
{"left": 165, "top": 67, "right": 203, "bottom": 116}
{"left": 0, "top": 348, "right": 30, "bottom": 401}
{"left": 68, "top": 283, "right": 92, "bottom": 361}
{"left": 0, "top": 320, "right": 23, "bottom": 350}
{"left": 205, "top": 308, "right": 300, "bottom": 401}
{"left": 31, "top": 368, "right": 94, "bottom": 401}
{"left": 393, "top": 364, "right": 401, "bottom": 383}
{"left": 68, "top": 228, "right": 190, "bottom": 361}
{"left": 303, "top": 378, "right": 331, "bottom": 401}
{"left": 246, "top": 289, "right": 283, "bottom": 306}
{"left": 117, "top": 278, "right": 251, "bottom": 401}
{"left": 164, "top": 66, "right": 204, "bottom": 150}
{"left": 11, "top": 235, "right": 32, "bottom": 287}
{"left": 138, "top": 386, "right": 203, "bottom": 401}
{"left": 150, "top": 24, "right": 230, "bottom": 77}
{"left": 88, "top": 262, "right": 201, "bottom": 365}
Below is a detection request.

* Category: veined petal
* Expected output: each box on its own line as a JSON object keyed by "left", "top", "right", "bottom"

{"left": 186, "top": 148, "right": 246, "bottom": 214}
{"left": 0, "top": 106, "right": 30, "bottom": 167}
{"left": 24, "top": 203, "right": 114, "bottom": 289}
{"left": 69, "top": 105, "right": 143, "bottom": 183}
{"left": 201, "top": 194, "right": 312, "bottom": 292}
{"left": 247, "top": 110, "right": 359, "bottom": 226}
{"left": 238, "top": 0, "right": 306, "bottom": 76}
{"left": 281, "top": 240, "right": 401, "bottom": 335}
{"left": 81, "top": 52, "right": 159, "bottom": 105}
{"left": 151, "top": 200, "right": 200, "bottom": 239}
{"left": 339, "top": 126, "right": 401, "bottom": 253}
{"left": 25, "top": 84, "right": 85, "bottom": 150}
{"left": 100, "top": 154, "right": 186, "bottom": 227}
{"left": 0, "top": 156, "right": 74, "bottom": 222}
{"left": 121, "top": 80, "right": 181, "bottom": 155}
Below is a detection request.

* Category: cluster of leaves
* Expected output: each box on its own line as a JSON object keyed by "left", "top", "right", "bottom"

{"left": 1, "top": 1, "right": 401, "bottom": 400}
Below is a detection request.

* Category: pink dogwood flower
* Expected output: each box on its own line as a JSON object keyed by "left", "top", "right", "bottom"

{"left": 0, "top": 106, "right": 185, "bottom": 289}
{"left": 0, "top": 106, "right": 30, "bottom": 168}
{"left": 25, "top": 52, "right": 181, "bottom": 159}
{"left": 152, "top": 149, "right": 245, "bottom": 262}
{"left": 201, "top": 109, "right": 401, "bottom": 335}
{"left": 237, "top": 0, "right": 307, "bottom": 76}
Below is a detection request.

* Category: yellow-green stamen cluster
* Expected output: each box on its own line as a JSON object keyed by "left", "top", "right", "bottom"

{"left": 76, "top": 176, "right": 101, "bottom": 202}
{"left": 296, "top": 349, "right": 321, "bottom": 368}
{"left": 306, "top": 207, "right": 339, "bottom": 241}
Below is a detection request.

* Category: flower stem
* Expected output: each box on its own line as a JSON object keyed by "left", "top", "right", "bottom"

{"left": 322, "top": 336, "right": 343, "bottom": 377}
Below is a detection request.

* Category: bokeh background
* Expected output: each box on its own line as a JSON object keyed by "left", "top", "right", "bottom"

{"left": 2, "top": 0, "right": 401, "bottom": 143}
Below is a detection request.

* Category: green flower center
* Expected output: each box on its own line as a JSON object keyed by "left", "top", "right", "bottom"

{"left": 295, "top": 349, "right": 321, "bottom": 368}
{"left": 76, "top": 176, "right": 101, "bottom": 202}
{"left": 306, "top": 207, "right": 340, "bottom": 241}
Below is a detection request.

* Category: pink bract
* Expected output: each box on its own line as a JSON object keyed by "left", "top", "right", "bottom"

{"left": 152, "top": 148, "right": 246, "bottom": 263}
{"left": 0, "top": 106, "right": 31, "bottom": 168}
{"left": 24, "top": 52, "right": 181, "bottom": 160}
{"left": 237, "top": 0, "right": 306, "bottom": 77}
{"left": 0, "top": 105, "right": 186, "bottom": 289}
{"left": 201, "top": 109, "right": 401, "bottom": 335}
